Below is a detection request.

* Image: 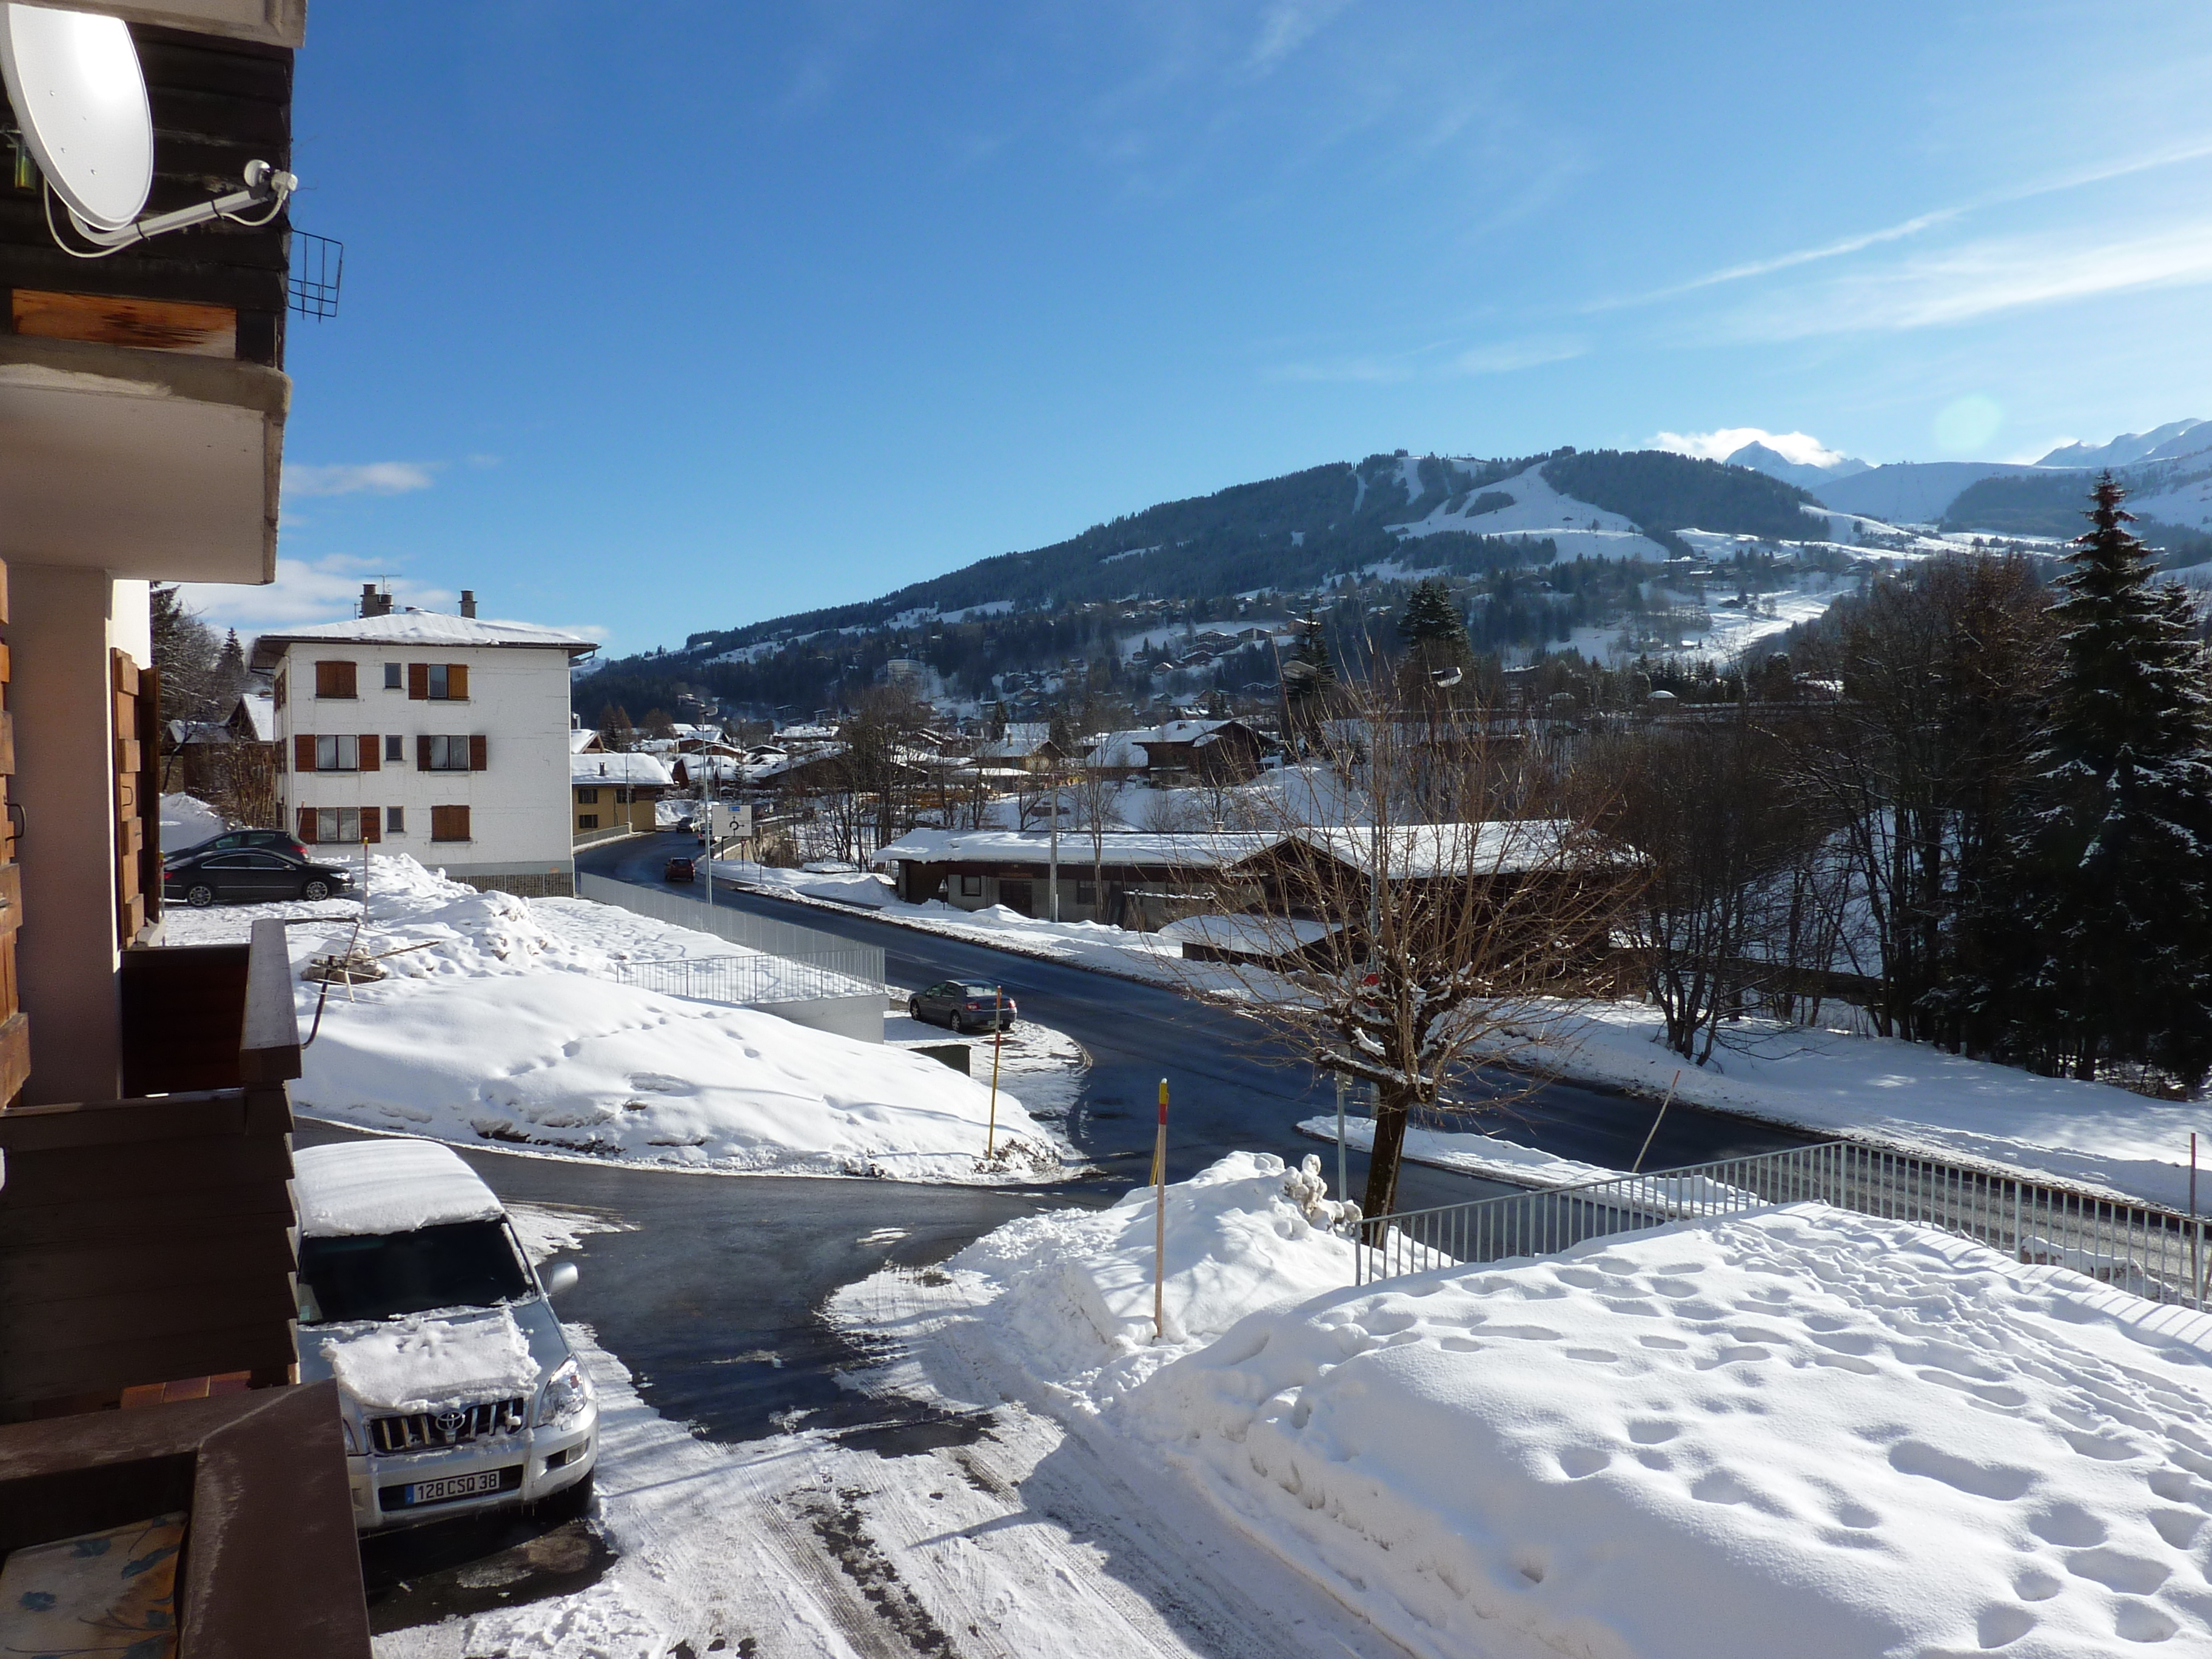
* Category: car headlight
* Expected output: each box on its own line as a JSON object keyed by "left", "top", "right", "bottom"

{"left": 535, "top": 1356, "right": 592, "bottom": 1426}
{"left": 338, "top": 1411, "right": 363, "bottom": 1455}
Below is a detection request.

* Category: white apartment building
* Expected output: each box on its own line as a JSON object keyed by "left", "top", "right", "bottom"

{"left": 252, "top": 602, "right": 598, "bottom": 896}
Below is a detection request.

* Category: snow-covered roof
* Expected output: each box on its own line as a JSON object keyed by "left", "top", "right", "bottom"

{"left": 569, "top": 728, "right": 601, "bottom": 754}
{"left": 572, "top": 751, "right": 674, "bottom": 788}
{"left": 294, "top": 1139, "right": 504, "bottom": 1238}
{"left": 874, "top": 828, "right": 1276, "bottom": 869}
{"left": 1276, "top": 820, "right": 1586, "bottom": 879}
{"left": 235, "top": 691, "right": 275, "bottom": 742}
{"left": 250, "top": 611, "right": 598, "bottom": 665}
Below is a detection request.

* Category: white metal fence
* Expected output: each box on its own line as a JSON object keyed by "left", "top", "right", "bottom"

{"left": 613, "top": 953, "right": 882, "bottom": 1007}
{"left": 1358, "top": 1139, "right": 2209, "bottom": 1309}
{"left": 577, "top": 873, "right": 886, "bottom": 996}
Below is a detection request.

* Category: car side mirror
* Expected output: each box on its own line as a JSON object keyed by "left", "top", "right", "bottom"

{"left": 540, "top": 1261, "right": 579, "bottom": 1299}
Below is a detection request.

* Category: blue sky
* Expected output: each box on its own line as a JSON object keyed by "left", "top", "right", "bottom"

{"left": 186, "top": 1, "right": 2212, "bottom": 654}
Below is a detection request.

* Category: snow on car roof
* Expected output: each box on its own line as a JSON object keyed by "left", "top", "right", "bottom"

{"left": 294, "top": 1139, "right": 505, "bottom": 1238}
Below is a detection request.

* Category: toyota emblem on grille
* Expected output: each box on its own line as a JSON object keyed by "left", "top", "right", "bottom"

{"left": 435, "top": 1409, "right": 467, "bottom": 1440}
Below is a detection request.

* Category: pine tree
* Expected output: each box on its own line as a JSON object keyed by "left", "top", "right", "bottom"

{"left": 1396, "top": 578, "right": 1468, "bottom": 652}
{"left": 2008, "top": 476, "right": 2212, "bottom": 1083}
{"left": 212, "top": 629, "right": 247, "bottom": 708}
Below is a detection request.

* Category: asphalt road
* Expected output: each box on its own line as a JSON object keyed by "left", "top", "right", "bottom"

{"left": 329, "top": 831, "right": 1820, "bottom": 1631}
{"left": 585, "top": 830, "right": 1819, "bottom": 1192}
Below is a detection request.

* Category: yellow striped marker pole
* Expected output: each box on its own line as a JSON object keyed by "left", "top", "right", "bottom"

{"left": 985, "top": 987, "right": 1006, "bottom": 1158}
{"left": 1153, "top": 1077, "right": 1169, "bottom": 1342}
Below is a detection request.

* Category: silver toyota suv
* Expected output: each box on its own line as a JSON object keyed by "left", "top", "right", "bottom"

{"left": 292, "top": 1138, "right": 598, "bottom": 1530}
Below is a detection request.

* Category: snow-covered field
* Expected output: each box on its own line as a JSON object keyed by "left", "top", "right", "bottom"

{"left": 168, "top": 857, "right": 1074, "bottom": 1184}
{"left": 834, "top": 1155, "right": 2212, "bottom": 1659}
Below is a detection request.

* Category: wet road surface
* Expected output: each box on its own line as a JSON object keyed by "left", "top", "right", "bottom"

{"left": 325, "top": 831, "right": 1821, "bottom": 1631}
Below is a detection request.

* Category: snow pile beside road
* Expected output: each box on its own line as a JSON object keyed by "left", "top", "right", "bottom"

{"left": 1124, "top": 1205, "right": 2212, "bottom": 1658}
{"left": 1298, "top": 1113, "right": 1620, "bottom": 1190}
{"left": 944, "top": 1151, "right": 1355, "bottom": 1405}
{"left": 1508, "top": 1002, "right": 2212, "bottom": 1211}
{"left": 293, "top": 972, "right": 1067, "bottom": 1182}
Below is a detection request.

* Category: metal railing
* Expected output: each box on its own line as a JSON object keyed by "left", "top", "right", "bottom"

{"left": 577, "top": 872, "right": 885, "bottom": 988}
{"left": 1357, "top": 1139, "right": 2210, "bottom": 1310}
{"left": 614, "top": 953, "right": 882, "bottom": 1008}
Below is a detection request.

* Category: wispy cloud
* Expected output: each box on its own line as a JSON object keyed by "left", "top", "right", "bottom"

{"left": 1653, "top": 427, "right": 1850, "bottom": 466}
{"left": 1242, "top": 0, "right": 1358, "bottom": 78}
{"left": 283, "top": 461, "right": 437, "bottom": 498}
{"left": 1601, "top": 132, "right": 2212, "bottom": 317}
{"left": 1451, "top": 334, "right": 1587, "bottom": 375}
{"left": 1720, "top": 216, "right": 2212, "bottom": 341}
{"left": 173, "top": 555, "right": 452, "bottom": 635}
{"left": 1273, "top": 332, "right": 1586, "bottom": 384}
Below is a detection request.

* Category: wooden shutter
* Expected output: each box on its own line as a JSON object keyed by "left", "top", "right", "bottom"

{"left": 407, "top": 662, "right": 429, "bottom": 700}
{"left": 361, "top": 809, "right": 381, "bottom": 843}
{"left": 297, "top": 806, "right": 316, "bottom": 843}
{"left": 416, "top": 734, "right": 432, "bottom": 771}
{"left": 358, "top": 734, "right": 380, "bottom": 772}
{"left": 273, "top": 670, "right": 286, "bottom": 711}
{"left": 431, "top": 805, "right": 469, "bottom": 842}
{"left": 447, "top": 663, "right": 469, "bottom": 701}
{"left": 111, "top": 651, "right": 146, "bottom": 947}
{"left": 315, "top": 660, "right": 356, "bottom": 699}
{"left": 293, "top": 733, "right": 316, "bottom": 771}
{"left": 469, "top": 734, "right": 488, "bottom": 771}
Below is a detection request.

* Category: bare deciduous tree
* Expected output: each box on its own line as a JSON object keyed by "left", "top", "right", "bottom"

{"left": 1168, "top": 684, "right": 1634, "bottom": 1221}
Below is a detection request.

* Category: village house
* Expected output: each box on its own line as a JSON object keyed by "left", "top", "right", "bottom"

{"left": 572, "top": 748, "right": 674, "bottom": 838}
{"left": 253, "top": 591, "right": 597, "bottom": 896}
{"left": 876, "top": 827, "right": 1272, "bottom": 928}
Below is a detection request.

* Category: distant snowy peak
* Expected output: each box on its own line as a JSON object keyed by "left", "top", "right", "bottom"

{"left": 2037, "top": 419, "right": 2210, "bottom": 469}
{"left": 1723, "top": 440, "right": 1871, "bottom": 491}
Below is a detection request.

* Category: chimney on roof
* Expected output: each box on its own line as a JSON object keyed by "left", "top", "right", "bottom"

{"left": 358, "top": 583, "right": 394, "bottom": 618}
{"left": 460, "top": 590, "right": 477, "bottom": 620}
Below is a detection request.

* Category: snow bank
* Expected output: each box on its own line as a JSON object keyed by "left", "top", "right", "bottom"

{"left": 1506, "top": 1002, "right": 2212, "bottom": 1212}
{"left": 169, "top": 856, "right": 1071, "bottom": 1184}
{"left": 1298, "top": 1113, "right": 1619, "bottom": 1190}
{"left": 950, "top": 1151, "right": 1355, "bottom": 1403}
{"left": 295, "top": 971, "right": 1065, "bottom": 1181}
{"left": 158, "top": 792, "right": 226, "bottom": 851}
{"left": 317, "top": 1307, "right": 540, "bottom": 1413}
{"left": 1124, "top": 1205, "right": 2212, "bottom": 1658}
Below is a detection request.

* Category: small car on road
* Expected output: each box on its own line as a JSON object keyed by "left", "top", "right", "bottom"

{"left": 664, "top": 856, "right": 695, "bottom": 882}
{"left": 292, "top": 1139, "right": 598, "bottom": 1530}
{"left": 908, "top": 979, "right": 1019, "bottom": 1033}
{"left": 163, "top": 847, "right": 354, "bottom": 906}
{"left": 164, "top": 826, "right": 310, "bottom": 864}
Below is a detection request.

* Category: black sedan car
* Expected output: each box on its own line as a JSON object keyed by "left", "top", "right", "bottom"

{"left": 165, "top": 827, "right": 311, "bottom": 865}
{"left": 907, "top": 980, "right": 1018, "bottom": 1033}
{"left": 164, "top": 848, "right": 354, "bottom": 907}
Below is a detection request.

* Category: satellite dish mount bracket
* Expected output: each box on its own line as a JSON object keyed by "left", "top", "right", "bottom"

{"left": 50, "top": 158, "right": 295, "bottom": 254}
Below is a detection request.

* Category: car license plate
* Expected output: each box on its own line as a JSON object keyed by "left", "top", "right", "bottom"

{"left": 406, "top": 1468, "right": 511, "bottom": 1506}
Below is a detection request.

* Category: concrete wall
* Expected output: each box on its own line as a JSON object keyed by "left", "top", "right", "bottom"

{"left": 752, "top": 993, "right": 885, "bottom": 1044}
{"left": 10, "top": 570, "right": 149, "bottom": 1103}
{"left": 279, "top": 641, "right": 574, "bottom": 890}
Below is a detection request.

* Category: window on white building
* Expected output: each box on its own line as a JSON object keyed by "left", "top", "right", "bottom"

{"left": 315, "top": 734, "right": 360, "bottom": 771}
{"left": 315, "top": 808, "right": 361, "bottom": 843}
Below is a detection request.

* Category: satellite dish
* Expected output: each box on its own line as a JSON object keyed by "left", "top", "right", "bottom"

{"left": 0, "top": 2, "right": 153, "bottom": 233}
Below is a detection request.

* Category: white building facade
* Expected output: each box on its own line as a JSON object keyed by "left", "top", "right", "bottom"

{"left": 253, "top": 611, "right": 597, "bottom": 896}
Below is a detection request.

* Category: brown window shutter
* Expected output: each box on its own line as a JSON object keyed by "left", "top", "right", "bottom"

{"left": 469, "top": 734, "right": 488, "bottom": 771}
{"left": 358, "top": 734, "right": 381, "bottom": 772}
{"left": 297, "top": 806, "right": 316, "bottom": 843}
{"left": 294, "top": 733, "right": 316, "bottom": 772}
{"left": 431, "top": 804, "right": 471, "bottom": 842}
{"left": 408, "top": 663, "right": 429, "bottom": 700}
{"left": 417, "top": 735, "right": 432, "bottom": 771}
{"left": 447, "top": 663, "right": 469, "bottom": 700}
{"left": 315, "top": 660, "right": 357, "bottom": 699}
{"left": 361, "top": 809, "right": 381, "bottom": 843}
